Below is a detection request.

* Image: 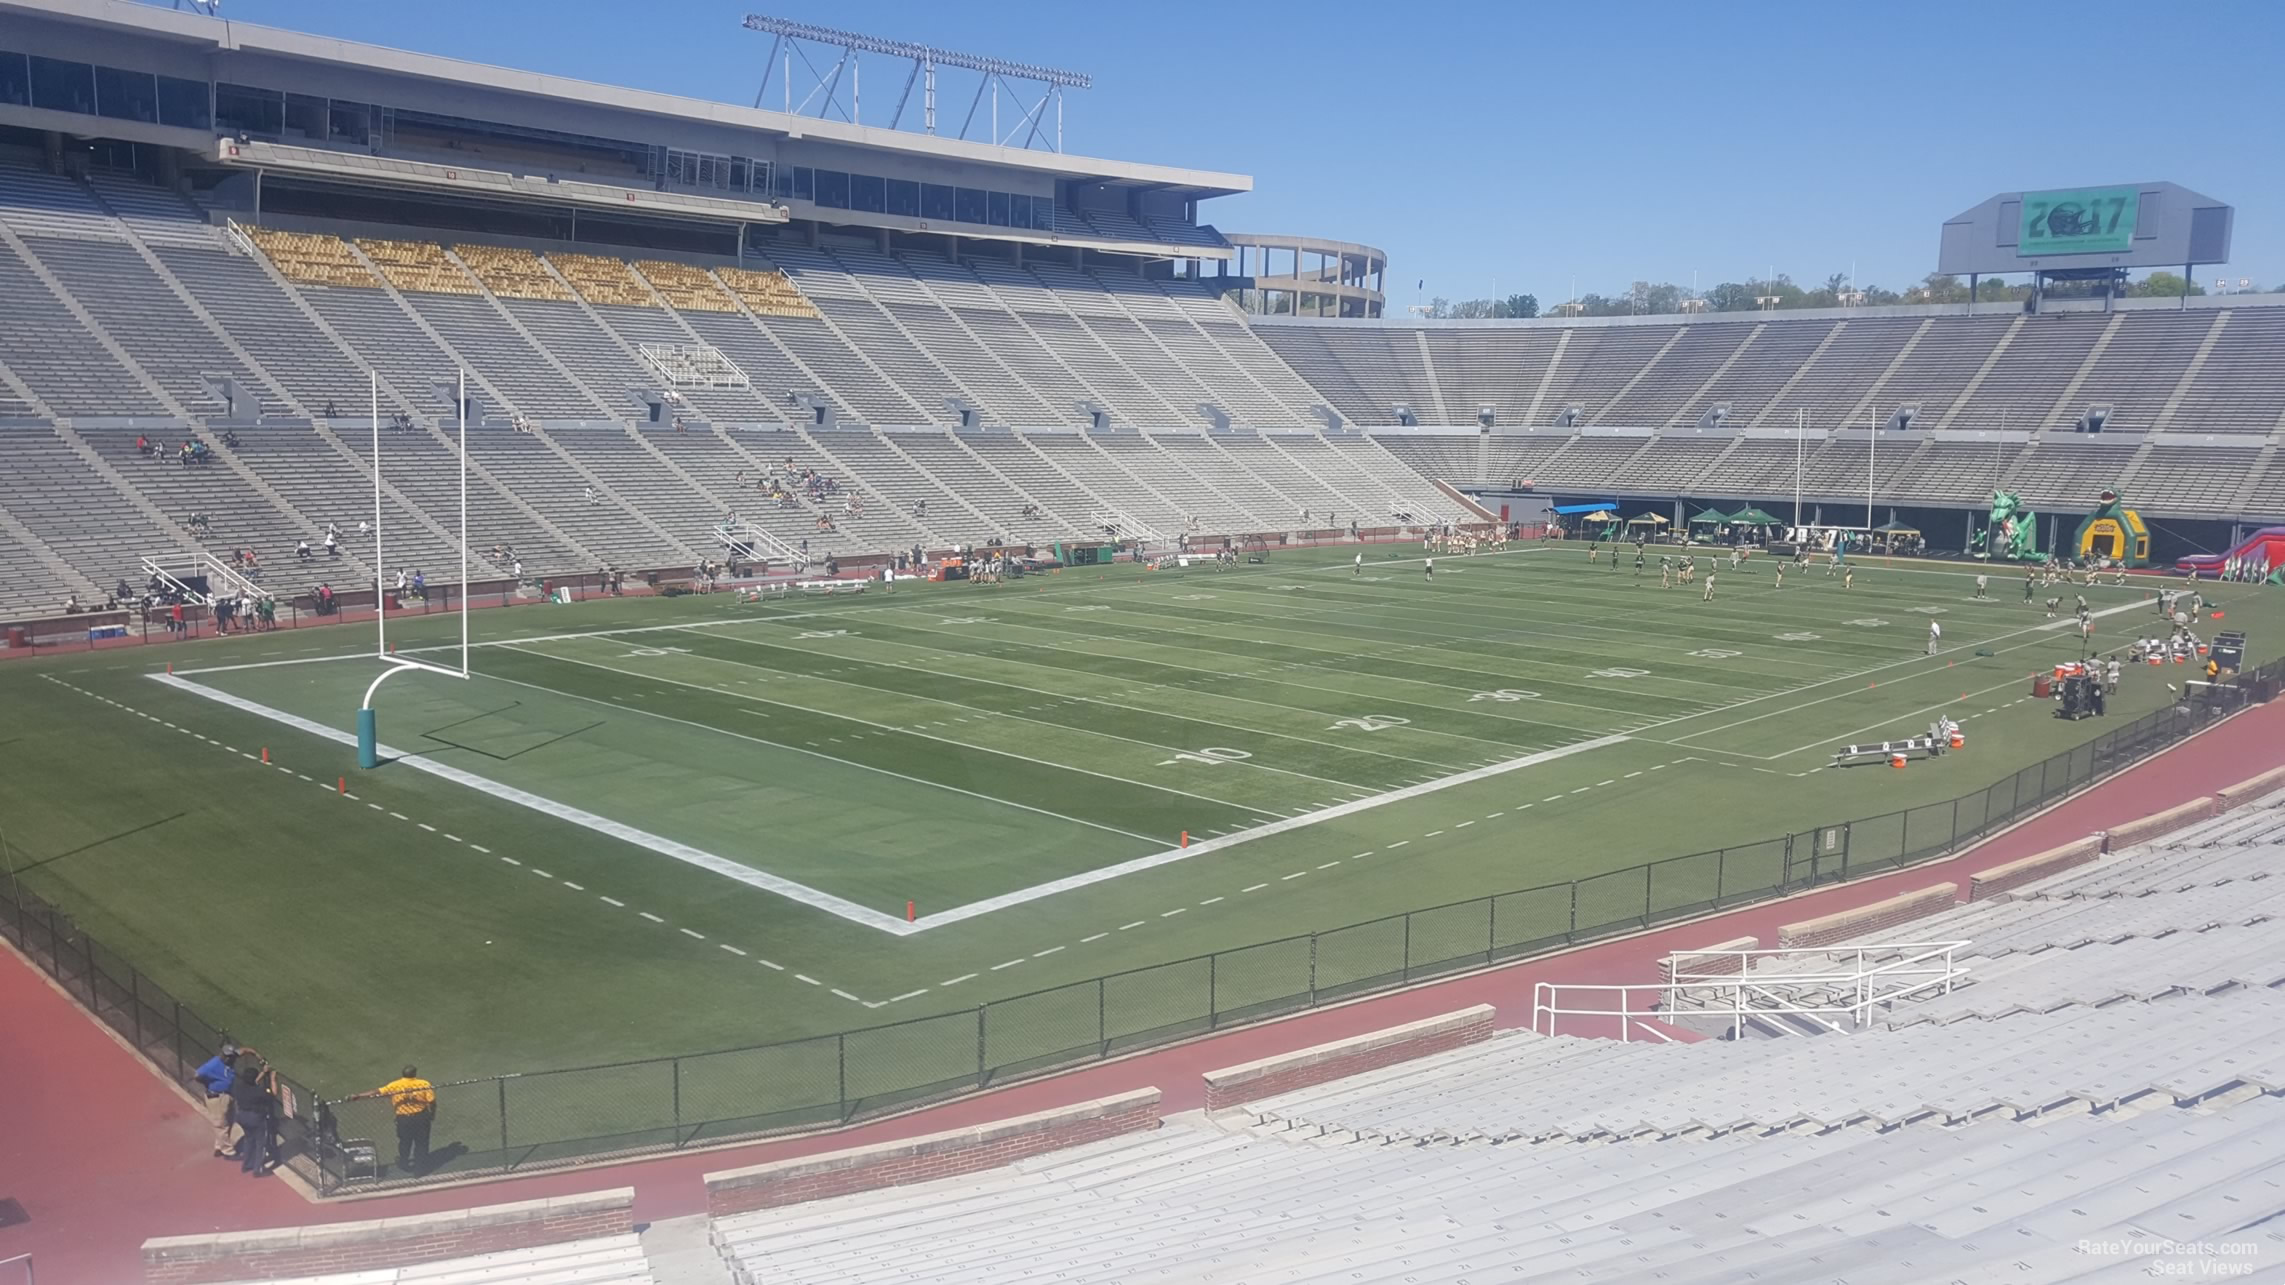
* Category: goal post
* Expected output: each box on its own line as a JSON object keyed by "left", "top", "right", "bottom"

{"left": 357, "top": 368, "right": 472, "bottom": 769}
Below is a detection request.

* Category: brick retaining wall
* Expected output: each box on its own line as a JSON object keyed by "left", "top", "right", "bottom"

{"left": 1969, "top": 836, "right": 2104, "bottom": 901}
{"left": 703, "top": 1088, "right": 1161, "bottom": 1216}
{"left": 2102, "top": 796, "right": 2219, "bottom": 851}
{"left": 141, "top": 1189, "right": 631, "bottom": 1284}
{"left": 1776, "top": 883, "right": 1957, "bottom": 948}
{"left": 1200, "top": 1006, "right": 1496, "bottom": 1112}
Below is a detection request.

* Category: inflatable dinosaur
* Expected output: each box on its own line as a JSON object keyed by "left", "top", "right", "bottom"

{"left": 1972, "top": 490, "right": 2038, "bottom": 561}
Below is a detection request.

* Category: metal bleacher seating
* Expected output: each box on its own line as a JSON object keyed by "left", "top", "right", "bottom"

{"left": 705, "top": 810, "right": 2285, "bottom": 1283}
{"left": 214, "top": 1233, "right": 655, "bottom": 1285}
{"left": 6, "top": 160, "right": 2285, "bottom": 612}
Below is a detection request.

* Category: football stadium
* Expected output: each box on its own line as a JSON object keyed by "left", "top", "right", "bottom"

{"left": 4, "top": 2, "right": 2285, "bottom": 1281}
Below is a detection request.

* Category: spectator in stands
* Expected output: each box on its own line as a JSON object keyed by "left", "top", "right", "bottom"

{"left": 412, "top": 570, "right": 426, "bottom": 602}
{"left": 323, "top": 400, "right": 339, "bottom": 418}
{"left": 915, "top": 499, "right": 928, "bottom": 519}
{"left": 296, "top": 538, "right": 311, "bottom": 560}
{"left": 227, "top": 1050, "right": 279, "bottom": 1177}
{"left": 135, "top": 433, "right": 151, "bottom": 456}
{"left": 62, "top": 593, "right": 80, "bottom": 614}
{"left": 221, "top": 429, "right": 239, "bottom": 448}
{"left": 168, "top": 600, "right": 185, "bottom": 635}
{"left": 583, "top": 485, "right": 597, "bottom": 505}
{"left": 191, "top": 1040, "right": 241, "bottom": 1158}
{"left": 315, "top": 583, "right": 336, "bottom": 616}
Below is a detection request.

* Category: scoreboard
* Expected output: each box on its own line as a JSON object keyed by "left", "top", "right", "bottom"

{"left": 2017, "top": 187, "right": 2138, "bottom": 256}
{"left": 1938, "top": 181, "right": 2232, "bottom": 278}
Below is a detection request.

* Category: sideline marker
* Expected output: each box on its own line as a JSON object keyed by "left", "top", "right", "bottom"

{"left": 336, "top": 776, "right": 346, "bottom": 794}
{"left": 260, "top": 747, "right": 269, "bottom": 763}
{"left": 1181, "top": 831, "right": 1189, "bottom": 848}
{"left": 906, "top": 900, "right": 915, "bottom": 923}
{"left": 165, "top": 661, "right": 172, "bottom": 674}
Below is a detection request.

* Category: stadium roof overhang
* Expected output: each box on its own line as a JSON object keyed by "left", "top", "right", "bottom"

{"left": 3, "top": 0, "right": 1252, "bottom": 204}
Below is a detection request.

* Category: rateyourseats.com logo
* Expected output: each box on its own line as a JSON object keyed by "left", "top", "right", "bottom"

{"left": 2079, "top": 1239, "right": 2262, "bottom": 1277}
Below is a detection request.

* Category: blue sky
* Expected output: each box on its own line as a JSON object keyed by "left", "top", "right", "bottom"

{"left": 205, "top": 0, "right": 2280, "bottom": 304}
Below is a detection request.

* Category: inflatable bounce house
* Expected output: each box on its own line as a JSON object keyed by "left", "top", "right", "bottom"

{"left": 2072, "top": 490, "right": 2151, "bottom": 566}
{"left": 1971, "top": 491, "right": 2039, "bottom": 561}
{"left": 2179, "top": 526, "right": 2285, "bottom": 582}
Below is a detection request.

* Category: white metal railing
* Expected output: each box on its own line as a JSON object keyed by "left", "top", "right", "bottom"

{"left": 1532, "top": 941, "right": 1970, "bottom": 1042}
{"left": 1087, "top": 509, "right": 1163, "bottom": 544}
{"left": 713, "top": 520, "right": 800, "bottom": 566}
{"left": 640, "top": 342, "right": 749, "bottom": 389}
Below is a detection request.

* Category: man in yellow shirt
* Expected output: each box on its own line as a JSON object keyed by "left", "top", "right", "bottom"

{"left": 359, "top": 1065, "right": 437, "bottom": 1174}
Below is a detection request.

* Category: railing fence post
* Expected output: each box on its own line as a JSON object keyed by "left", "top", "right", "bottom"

{"left": 671, "top": 1057, "right": 682, "bottom": 1136}
{"left": 838, "top": 1031, "right": 850, "bottom": 1119}
{"left": 1485, "top": 894, "right": 1496, "bottom": 964}
{"left": 1097, "top": 977, "right": 1107, "bottom": 1054}
{"left": 973, "top": 1008, "right": 986, "bottom": 1086}
{"left": 1400, "top": 913, "right": 1411, "bottom": 983}
{"left": 497, "top": 1077, "right": 509, "bottom": 1154}
{"left": 1208, "top": 952, "right": 1218, "bottom": 1029}
{"left": 1308, "top": 933, "right": 1318, "bottom": 1005}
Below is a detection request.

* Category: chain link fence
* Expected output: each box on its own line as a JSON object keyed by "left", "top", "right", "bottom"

{"left": 9, "top": 660, "right": 2278, "bottom": 1195}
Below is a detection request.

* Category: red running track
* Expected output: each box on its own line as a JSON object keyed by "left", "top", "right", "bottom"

{"left": 3, "top": 697, "right": 2280, "bottom": 1284}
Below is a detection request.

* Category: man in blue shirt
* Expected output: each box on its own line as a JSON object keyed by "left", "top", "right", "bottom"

{"left": 191, "top": 1041, "right": 241, "bottom": 1158}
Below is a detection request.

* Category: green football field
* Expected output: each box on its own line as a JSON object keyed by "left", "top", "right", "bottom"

{"left": 7, "top": 543, "right": 2279, "bottom": 1102}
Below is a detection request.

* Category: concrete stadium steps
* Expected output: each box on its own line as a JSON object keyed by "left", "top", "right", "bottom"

{"left": 1246, "top": 990, "right": 2285, "bottom": 1145}
{"left": 0, "top": 424, "right": 204, "bottom": 595}
{"left": 711, "top": 1090, "right": 2285, "bottom": 1285}
{"left": 217, "top": 1233, "right": 656, "bottom": 1284}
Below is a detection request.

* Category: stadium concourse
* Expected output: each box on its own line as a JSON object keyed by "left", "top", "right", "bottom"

{"left": 3, "top": 698, "right": 2281, "bottom": 1283}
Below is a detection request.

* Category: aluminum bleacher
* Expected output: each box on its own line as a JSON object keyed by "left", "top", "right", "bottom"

{"left": 6, "top": 160, "right": 2285, "bottom": 611}
{"left": 210, "top": 1234, "right": 655, "bottom": 1285}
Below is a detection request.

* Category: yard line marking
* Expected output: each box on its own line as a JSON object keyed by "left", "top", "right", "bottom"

{"left": 989, "top": 959, "right": 1025, "bottom": 970}
{"left": 561, "top": 881, "right": 584, "bottom": 891}
{"left": 639, "top": 911, "right": 665, "bottom": 922}
{"left": 469, "top": 844, "right": 491, "bottom": 854}
{"left": 719, "top": 944, "right": 747, "bottom": 956}
{"left": 1650, "top": 764, "right": 1667, "bottom": 771}
{"left": 1387, "top": 840, "right": 1410, "bottom": 848}
{"left": 794, "top": 973, "right": 821, "bottom": 985}
{"left": 1571, "top": 786, "right": 1592, "bottom": 794}
{"left": 1545, "top": 795, "right": 1565, "bottom": 802}
{"left": 1119, "top": 921, "right": 1145, "bottom": 931}
{"left": 1034, "top": 946, "right": 1065, "bottom": 956}
{"left": 830, "top": 989, "right": 864, "bottom": 1002}
{"left": 154, "top": 674, "right": 937, "bottom": 935}
{"left": 941, "top": 973, "right": 977, "bottom": 986}
{"left": 1199, "top": 896, "right": 1225, "bottom": 905}
{"left": 367, "top": 802, "right": 383, "bottom": 811}
{"left": 442, "top": 834, "right": 461, "bottom": 843}
{"left": 599, "top": 896, "right": 626, "bottom": 907}
{"left": 520, "top": 643, "right": 1290, "bottom": 817}
{"left": 499, "top": 856, "right": 521, "bottom": 866}
{"left": 417, "top": 822, "right": 436, "bottom": 832}
{"left": 1242, "top": 883, "right": 1268, "bottom": 892}
{"left": 890, "top": 989, "right": 929, "bottom": 1002}
{"left": 1080, "top": 933, "right": 1109, "bottom": 943}
{"left": 530, "top": 869, "right": 553, "bottom": 878}
{"left": 1316, "top": 861, "right": 1340, "bottom": 870}
{"left": 1596, "top": 779, "right": 1617, "bottom": 787}
{"left": 388, "top": 811, "right": 410, "bottom": 820}
{"left": 679, "top": 927, "right": 705, "bottom": 939}
{"left": 1455, "top": 821, "right": 1474, "bottom": 828}
{"left": 1160, "top": 907, "right": 1187, "bottom": 917}
{"left": 1350, "top": 852, "right": 1374, "bottom": 860}
{"left": 1425, "top": 829, "right": 1445, "bottom": 837}
{"left": 757, "top": 959, "right": 786, "bottom": 971}
{"left": 1281, "top": 871, "right": 1307, "bottom": 880}
{"left": 1486, "top": 812, "right": 1504, "bottom": 819}
{"left": 1625, "top": 771, "right": 1643, "bottom": 778}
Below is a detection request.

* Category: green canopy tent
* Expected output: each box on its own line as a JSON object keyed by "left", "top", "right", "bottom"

{"left": 1728, "top": 506, "right": 1781, "bottom": 526}
{"left": 1687, "top": 508, "right": 1731, "bottom": 526}
{"left": 1871, "top": 518, "right": 1922, "bottom": 553}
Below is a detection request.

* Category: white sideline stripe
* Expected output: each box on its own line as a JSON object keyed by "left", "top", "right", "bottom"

{"left": 148, "top": 673, "right": 919, "bottom": 935}
{"left": 899, "top": 734, "right": 1629, "bottom": 931}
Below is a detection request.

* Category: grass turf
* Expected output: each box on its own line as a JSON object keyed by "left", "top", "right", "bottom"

{"left": 6, "top": 544, "right": 2276, "bottom": 1106}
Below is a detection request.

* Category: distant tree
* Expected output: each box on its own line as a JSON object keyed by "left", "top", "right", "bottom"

{"left": 1448, "top": 298, "right": 1498, "bottom": 319}
{"left": 2129, "top": 271, "right": 2205, "bottom": 298}
{"left": 1703, "top": 281, "right": 1758, "bottom": 312}
{"left": 1496, "top": 293, "right": 1539, "bottom": 319}
{"left": 1425, "top": 296, "right": 1453, "bottom": 318}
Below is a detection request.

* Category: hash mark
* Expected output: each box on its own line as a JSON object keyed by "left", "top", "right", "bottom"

{"left": 638, "top": 911, "right": 664, "bottom": 923}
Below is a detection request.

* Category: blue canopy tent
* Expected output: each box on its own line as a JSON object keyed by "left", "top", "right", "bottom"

{"left": 1550, "top": 502, "right": 1621, "bottom": 514}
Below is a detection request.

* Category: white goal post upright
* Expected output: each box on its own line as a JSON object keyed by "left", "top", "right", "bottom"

{"left": 357, "top": 368, "right": 472, "bottom": 769}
